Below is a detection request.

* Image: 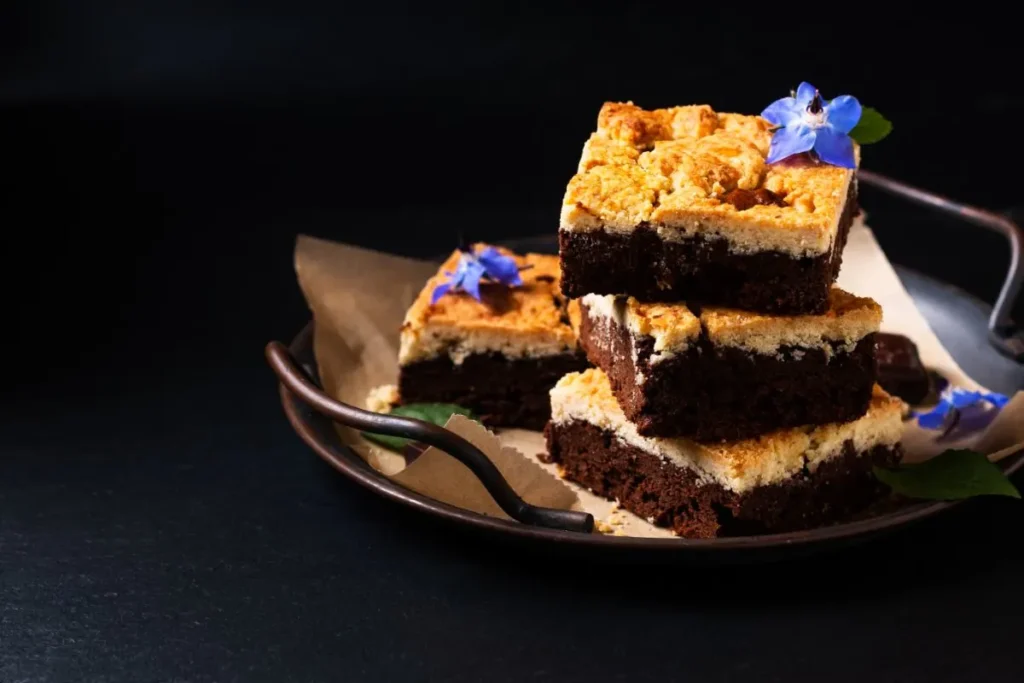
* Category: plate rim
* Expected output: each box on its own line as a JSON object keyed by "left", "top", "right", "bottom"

{"left": 277, "top": 321, "right": 1024, "bottom": 553}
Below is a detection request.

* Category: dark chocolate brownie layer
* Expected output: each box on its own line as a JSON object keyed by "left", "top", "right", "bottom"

{"left": 875, "top": 332, "right": 933, "bottom": 405}
{"left": 398, "top": 351, "right": 589, "bottom": 430}
{"left": 560, "top": 182, "right": 857, "bottom": 315}
{"left": 545, "top": 419, "right": 900, "bottom": 539}
{"left": 580, "top": 308, "right": 877, "bottom": 441}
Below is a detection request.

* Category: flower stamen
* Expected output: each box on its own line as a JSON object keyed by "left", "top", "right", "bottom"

{"left": 807, "top": 90, "right": 824, "bottom": 115}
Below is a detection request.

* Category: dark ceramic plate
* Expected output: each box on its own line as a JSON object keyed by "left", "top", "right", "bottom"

{"left": 266, "top": 171, "right": 1024, "bottom": 561}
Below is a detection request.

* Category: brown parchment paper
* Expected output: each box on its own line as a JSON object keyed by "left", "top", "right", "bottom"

{"left": 294, "top": 224, "right": 1024, "bottom": 538}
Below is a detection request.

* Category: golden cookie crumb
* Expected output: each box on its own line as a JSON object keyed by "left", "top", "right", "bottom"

{"left": 560, "top": 102, "right": 859, "bottom": 258}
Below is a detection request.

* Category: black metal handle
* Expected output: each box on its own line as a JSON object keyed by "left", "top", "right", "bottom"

{"left": 265, "top": 341, "right": 594, "bottom": 533}
{"left": 859, "top": 170, "right": 1024, "bottom": 362}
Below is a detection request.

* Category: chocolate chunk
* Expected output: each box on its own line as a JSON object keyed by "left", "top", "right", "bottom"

{"left": 722, "top": 187, "right": 786, "bottom": 211}
{"left": 875, "top": 332, "right": 932, "bottom": 405}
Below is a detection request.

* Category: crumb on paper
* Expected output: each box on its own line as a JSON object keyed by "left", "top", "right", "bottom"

{"left": 595, "top": 517, "right": 628, "bottom": 536}
{"left": 604, "top": 506, "right": 627, "bottom": 529}
{"left": 365, "top": 384, "right": 400, "bottom": 413}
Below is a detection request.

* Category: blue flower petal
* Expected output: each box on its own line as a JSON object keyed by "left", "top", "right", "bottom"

{"left": 431, "top": 246, "right": 528, "bottom": 303}
{"left": 795, "top": 82, "right": 817, "bottom": 108}
{"left": 983, "top": 391, "right": 1010, "bottom": 408}
{"left": 432, "top": 257, "right": 475, "bottom": 303}
{"left": 948, "top": 389, "right": 985, "bottom": 409}
{"left": 461, "top": 261, "right": 486, "bottom": 301}
{"left": 476, "top": 247, "right": 523, "bottom": 286}
{"left": 766, "top": 124, "right": 815, "bottom": 164}
{"left": 825, "top": 95, "right": 862, "bottom": 134}
{"left": 917, "top": 400, "right": 952, "bottom": 429}
{"left": 916, "top": 386, "right": 1010, "bottom": 435}
{"left": 944, "top": 388, "right": 1008, "bottom": 410}
{"left": 430, "top": 282, "right": 453, "bottom": 305}
{"left": 944, "top": 403, "right": 1001, "bottom": 440}
{"left": 812, "top": 127, "right": 856, "bottom": 168}
{"left": 449, "top": 258, "right": 471, "bottom": 282}
{"left": 761, "top": 97, "right": 802, "bottom": 127}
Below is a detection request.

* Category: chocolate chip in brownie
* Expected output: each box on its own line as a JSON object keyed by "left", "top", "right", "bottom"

{"left": 722, "top": 187, "right": 787, "bottom": 211}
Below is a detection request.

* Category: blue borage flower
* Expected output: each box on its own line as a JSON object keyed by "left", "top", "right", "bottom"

{"left": 761, "top": 82, "right": 862, "bottom": 169}
{"left": 431, "top": 245, "right": 524, "bottom": 304}
{"left": 916, "top": 387, "right": 1010, "bottom": 440}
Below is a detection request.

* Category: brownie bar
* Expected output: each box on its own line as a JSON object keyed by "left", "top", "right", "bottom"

{"left": 558, "top": 102, "right": 860, "bottom": 314}
{"left": 545, "top": 369, "right": 905, "bottom": 538}
{"left": 399, "top": 351, "right": 588, "bottom": 430}
{"left": 546, "top": 420, "right": 899, "bottom": 539}
{"left": 579, "top": 288, "right": 880, "bottom": 441}
{"left": 398, "top": 244, "right": 589, "bottom": 430}
{"left": 560, "top": 180, "right": 856, "bottom": 313}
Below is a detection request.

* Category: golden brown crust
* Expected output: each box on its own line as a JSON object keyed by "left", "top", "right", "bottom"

{"left": 583, "top": 287, "right": 880, "bottom": 357}
{"left": 700, "top": 287, "right": 882, "bottom": 354}
{"left": 576, "top": 134, "right": 642, "bottom": 173}
{"left": 626, "top": 299, "right": 702, "bottom": 346}
{"left": 560, "top": 101, "right": 859, "bottom": 257}
{"left": 562, "top": 164, "right": 669, "bottom": 230}
{"left": 399, "top": 245, "right": 579, "bottom": 365}
{"left": 704, "top": 384, "right": 904, "bottom": 483}
{"left": 580, "top": 293, "right": 701, "bottom": 355}
{"left": 550, "top": 368, "right": 904, "bottom": 492}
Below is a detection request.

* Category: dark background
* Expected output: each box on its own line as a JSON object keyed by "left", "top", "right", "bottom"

{"left": 6, "top": 5, "right": 1024, "bottom": 391}
{"left": 3, "top": 4, "right": 1024, "bottom": 682}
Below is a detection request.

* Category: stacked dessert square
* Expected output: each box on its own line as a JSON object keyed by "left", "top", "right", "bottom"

{"left": 545, "top": 102, "right": 905, "bottom": 538}
{"left": 398, "top": 247, "right": 588, "bottom": 430}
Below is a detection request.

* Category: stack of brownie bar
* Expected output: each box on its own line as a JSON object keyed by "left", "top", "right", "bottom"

{"left": 545, "top": 102, "right": 905, "bottom": 538}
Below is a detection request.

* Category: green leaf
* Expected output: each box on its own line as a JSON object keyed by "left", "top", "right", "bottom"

{"left": 849, "top": 107, "right": 893, "bottom": 145}
{"left": 361, "top": 403, "right": 475, "bottom": 451}
{"left": 873, "top": 449, "right": 1021, "bottom": 501}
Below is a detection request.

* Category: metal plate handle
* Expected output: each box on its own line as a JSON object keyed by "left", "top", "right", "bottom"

{"left": 265, "top": 341, "right": 594, "bottom": 533}
{"left": 860, "top": 170, "right": 1024, "bottom": 362}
